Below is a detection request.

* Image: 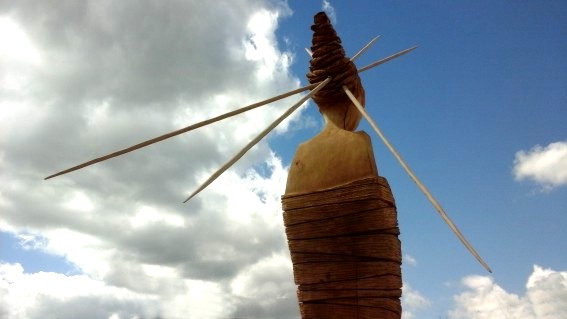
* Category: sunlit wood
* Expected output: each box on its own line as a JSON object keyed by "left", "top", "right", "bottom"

{"left": 343, "top": 85, "right": 492, "bottom": 273}
{"left": 44, "top": 82, "right": 319, "bottom": 180}
{"left": 357, "top": 46, "right": 418, "bottom": 73}
{"left": 350, "top": 35, "right": 380, "bottom": 62}
{"left": 45, "top": 45, "right": 418, "bottom": 182}
{"left": 182, "top": 77, "right": 331, "bottom": 203}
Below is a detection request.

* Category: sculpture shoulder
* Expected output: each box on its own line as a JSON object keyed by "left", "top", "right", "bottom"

{"left": 285, "top": 129, "right": 378, "bottom": 195}
{"left": 298, "top": 128, "right": 371, "bottom": 149}
{"left": 353, "top": 130, "right": 372, "bottom": 144}
{"left": 355, "top": 130, "right": 371, "bottom": 139}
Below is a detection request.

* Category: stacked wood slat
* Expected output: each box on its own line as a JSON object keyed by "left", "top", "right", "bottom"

{"left": 282, "top": 176, "right": 402, "bottom": 318}
{"left": 307, "top": 11, "right": 362, "bottom": 108}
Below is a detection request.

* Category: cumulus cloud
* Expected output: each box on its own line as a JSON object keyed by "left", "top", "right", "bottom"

{"left": 403, "top": 254, "right": 418, "bottom": 267}
{"left": 402, "top": 282, "right": 430, "bottom": 319}
{"left": 513, "top": 141, "right": 567, "bottom": 190}
{"left": 527, "top": 266, "right": 567, "bottom": 319}
{"left": 230, "top": 253, "right": 299, "bottom": 318}
{"left": 449, "top": 265, "right": 567, "bottom": 319}
{"left": 0, "top": 262, "right": 161, "bottom": 319}
{"left": 0, "top": 1, "right": 306, "bottom": 318}
{"left": 321, "top": 0, "right": 337, "bottom": 24}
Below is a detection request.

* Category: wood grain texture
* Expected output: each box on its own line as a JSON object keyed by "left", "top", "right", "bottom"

{"left": 282, "top": 176, "right": 402, "bottom": 318}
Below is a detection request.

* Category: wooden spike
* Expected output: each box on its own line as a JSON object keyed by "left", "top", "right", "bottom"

{"left": 357, "top": 46, "right": 418, "bottom": 73}
{"left": 183, "top": 77, "right": 332, "bottom": 203}
{"left": 350, "top": 35, "right": 380, "bottom": 62}
{"left": 305, "top": 47, "right": 313, "bottom": 57}
{"left": 343, "top": 85, "right": 492, "bottom": 273}
{"left": 44, "top": 83, "right": 318, "bottom": 180}
{"left": 45, "top": 45, "right": 420, "bottom": 182}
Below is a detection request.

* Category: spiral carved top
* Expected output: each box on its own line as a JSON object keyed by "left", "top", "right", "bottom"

{"left": 307, "top": 12, "right": 362, "bottom": 107}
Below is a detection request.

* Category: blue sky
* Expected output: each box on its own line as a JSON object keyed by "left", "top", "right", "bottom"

{"left": 1, "top": 1, "right": 566, "bottom": 318}
{"left": 278, "top": 2, "right": 567, "bottom": 317}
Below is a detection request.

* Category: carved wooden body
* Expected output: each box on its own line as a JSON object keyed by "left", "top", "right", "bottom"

{"left": 285, "top": 126, "right": 377, "bottom": 195}
{"left": 282, "top": 12, "right": 402, "bottom": 318}
{"left": 42, "top": 11, "right": 490, "bottom": 319}
{"left": 283, "top": 127, "right": 403, "bottom": 318}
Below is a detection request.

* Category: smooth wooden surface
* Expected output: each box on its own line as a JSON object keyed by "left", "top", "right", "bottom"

{"left": 285, "top": 126, "right": 378, "bottom": 195}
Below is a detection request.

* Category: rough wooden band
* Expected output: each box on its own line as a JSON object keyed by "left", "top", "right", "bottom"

{"left": 306, "top": 12, "right": 362, "bottom": 106}
{"left": 282, "top": 176, "right": 402, "bottom": 319}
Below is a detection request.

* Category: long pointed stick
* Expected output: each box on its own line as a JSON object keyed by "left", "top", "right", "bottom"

{"left": 44, "top": 83, "right": 319, "bottom": 180}
{"left": 343, "top": 86, "right": 492, "bottom": 273}
{"left": 350, "top": 36, "right": 380, "bottom": 62}
{"left": 358, "top": 46, "right": 418, "bottom": 74}
{"left": 44, "top": 46, "right": 416, "bottom": 181}
{"left": 183, "top": 77, "right": 331, "bottom": 203}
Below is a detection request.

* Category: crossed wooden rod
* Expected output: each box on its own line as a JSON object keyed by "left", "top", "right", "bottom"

{"left": 45, "top": 38, "right": 492, "bottom": 273}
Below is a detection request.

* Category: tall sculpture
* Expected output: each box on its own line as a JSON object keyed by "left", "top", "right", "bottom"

{"left": 282, "top": 12, "right": 402, "bottom": 318}
{"left": 45, "top": 11, "right": 491, "bottom": 319}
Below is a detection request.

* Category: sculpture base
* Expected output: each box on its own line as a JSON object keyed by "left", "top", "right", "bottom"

{"left": 282, "top": 176, "right": 402, "bottom": 319}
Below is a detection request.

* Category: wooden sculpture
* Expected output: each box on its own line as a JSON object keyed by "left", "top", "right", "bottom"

{"left": 283, "top": 12, "right": 401, "bottom": 318}
{"left": 282, "top": 12, "right": 401, "bottom": 317}
{"left": 45, "top": 11, "right": 491, "bottom": 319}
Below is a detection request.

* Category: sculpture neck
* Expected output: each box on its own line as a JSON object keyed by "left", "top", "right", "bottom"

{"left": 317, "top": 81, "right": 365, "bottom": 132}
{"left": 320, "top": 103, "right": 362, "bottom": 132}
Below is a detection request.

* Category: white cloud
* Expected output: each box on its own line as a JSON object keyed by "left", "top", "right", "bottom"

{"left": 449, "top": 265, "right": 567, "bottom": 319}
{"left": 0, "top": 262, "right": 161, "bottom": 319}
{"left": 0, "top": 16, "right": 41, "bottom": 65}
{"left": 402, "top": 282, "right": 430, "bottom": 319}
{"left": 0, "top": 1, "right": 303, "bottom": 318}
{"left": 321, "top": 0, "right": 337, "bottom": 25}
{"left": 230, "top": 253, "right": 298, "bottom": 318}
{"left": 0, "top": 15, "right": 42, "bottom": 100}
{"left": 513, "top": 141, "right": 567, "bottom": 190}
{"left": 527, "top": 266, "right": 567, "bottom": 319}
{"left": 404, "top": 254, "right": 418, "bottom": 267}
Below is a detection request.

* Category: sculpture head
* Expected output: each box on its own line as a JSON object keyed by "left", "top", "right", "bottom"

{"left": 307, "top": 12, "right": 365, "bottom": 131}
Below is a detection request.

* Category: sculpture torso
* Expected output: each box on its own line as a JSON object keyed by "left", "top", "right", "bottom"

{"left": 285, "top": 83, "right": 378, "bottom": 195}
{"left": 285, "top": 124, "right": 378, "bottom": 195}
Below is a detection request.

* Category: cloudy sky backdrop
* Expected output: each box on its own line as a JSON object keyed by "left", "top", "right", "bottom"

{"left": 1, "top": 1, "right": 566, "bottom": 318}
